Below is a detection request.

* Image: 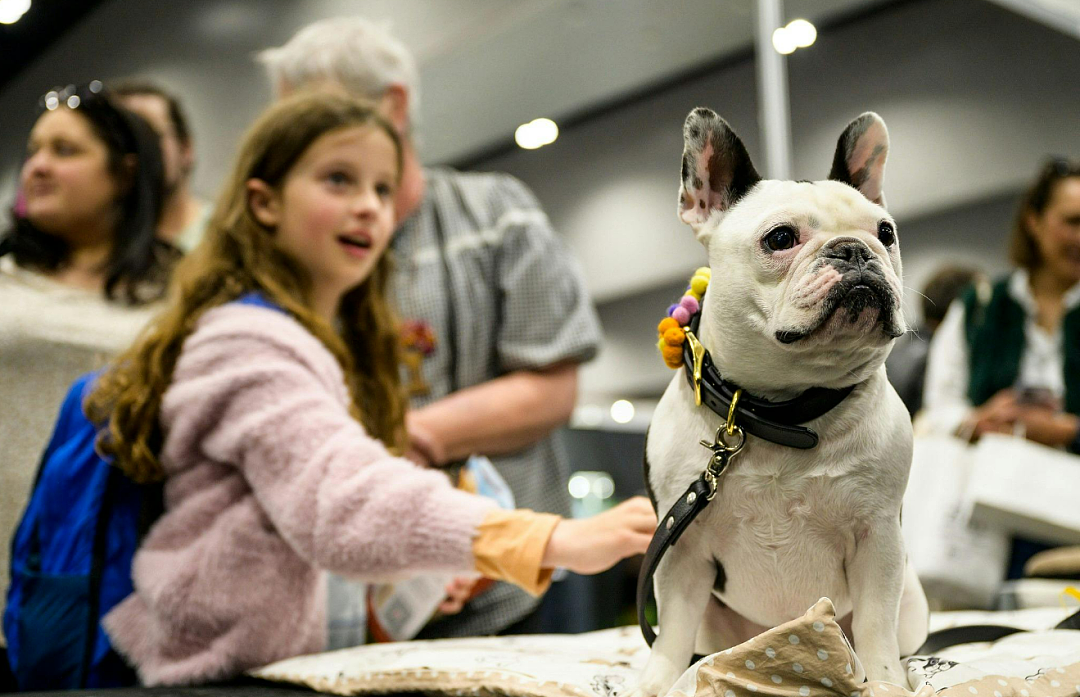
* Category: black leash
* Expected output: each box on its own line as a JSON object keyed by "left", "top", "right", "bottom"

{"left": 637, "top": 412, "right": 746, "bottom": 647}
{"left": 914, "top": 606, "right": 1080, "bottom": 655}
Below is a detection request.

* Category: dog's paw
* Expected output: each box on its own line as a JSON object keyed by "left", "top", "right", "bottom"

{"left": 864, "top": 658, "right": 907, "bottom": 687}
{"left": 628, "top": 654, "right": 686, "bottom": 697}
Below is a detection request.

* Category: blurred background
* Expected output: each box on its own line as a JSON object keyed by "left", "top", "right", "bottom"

{"left": 3, "top": 0, "right": 1079, "bottom": 631}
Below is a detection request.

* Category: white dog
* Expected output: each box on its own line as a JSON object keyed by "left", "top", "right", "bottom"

{"left": 635, "top": 108, "right": 929, "bottom": 696}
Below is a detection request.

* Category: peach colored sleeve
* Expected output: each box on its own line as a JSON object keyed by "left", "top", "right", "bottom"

{"left": 472, "top": 509, "right": 561, "bottom": 596}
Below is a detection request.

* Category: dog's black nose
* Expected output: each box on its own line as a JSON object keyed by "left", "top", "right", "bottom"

{"left": 822, "top": 238, "right": 874, "bottom": 265}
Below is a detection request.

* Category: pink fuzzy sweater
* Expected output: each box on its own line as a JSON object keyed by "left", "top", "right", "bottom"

{"left": 104, "top": 304, "right": 498, "bottom": 685}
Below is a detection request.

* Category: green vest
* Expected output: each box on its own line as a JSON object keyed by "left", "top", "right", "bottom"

{"left": 961, "top": 275, "right": 1080, "bottom": 415}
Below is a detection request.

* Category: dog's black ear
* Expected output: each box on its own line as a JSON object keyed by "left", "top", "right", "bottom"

{"left": 828, "top": 112, "right": 889, "bottom": 207}
{"left": 678, "top": 107, "right": 760, "bottom": 237}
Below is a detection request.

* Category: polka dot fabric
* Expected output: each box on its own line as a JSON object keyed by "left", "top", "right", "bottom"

{"left": 666, "top": 599, "right": 1080, "bottom": 697}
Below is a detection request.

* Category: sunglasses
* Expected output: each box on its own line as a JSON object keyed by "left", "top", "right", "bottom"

{"left": 1046, "top": 156, "right": 1080, "bottom": 178}
{"left": 39, "top": 80, "right": 105, "bottom": 111}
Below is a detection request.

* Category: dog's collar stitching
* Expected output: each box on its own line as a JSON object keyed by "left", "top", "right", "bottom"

{"left": 681, "top": 311, "right": 854, "bottom": 449}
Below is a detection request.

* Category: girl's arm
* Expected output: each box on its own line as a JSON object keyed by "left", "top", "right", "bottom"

{"left": 164, "top": 306, "right": 654, "bottom": 589}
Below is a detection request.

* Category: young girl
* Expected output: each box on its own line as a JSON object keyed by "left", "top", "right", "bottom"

{"left": 86, "top": 92, "right": 655, "bottom": 685}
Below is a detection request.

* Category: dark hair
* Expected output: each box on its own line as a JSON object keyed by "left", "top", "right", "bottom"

{"left": 111, "top": 80, "right": 191, "bottom": 146}
{"left": 1009, "top": 157, "right": 1080, "bottom": 270}
{"left": 0, "top": 86, "right": 179, "bottom": 304}
{"left": 921, "top": 265, "right": 983, "bottom": 328}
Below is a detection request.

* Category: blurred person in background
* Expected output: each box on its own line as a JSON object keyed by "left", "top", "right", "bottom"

{"left": 114, "top": 81, "right": 210, "bottom": 251}
{"left": 258, "top": 17, "right": 602, "bottom": 639}
{"left": 922, "top": 157, "right": 1080, "bottom": 577}
{"left": 0, "top": 83, "right": 175, "bottom": 681}
{"left": 886, "top": 265, "right": 985, "bottom": 415}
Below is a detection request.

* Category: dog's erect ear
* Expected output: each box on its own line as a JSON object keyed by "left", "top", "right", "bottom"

{"left": 678, "top": 107, "right": 761, "bottom": 236}
{"left": 828, "top": 112, "right": 889, "bottom": 207}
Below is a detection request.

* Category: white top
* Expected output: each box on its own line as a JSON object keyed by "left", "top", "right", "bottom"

{"left": 922, "top": 269, "right": 1080, "bottom": 436}
{"left": 0, "top": 256, "right": 162, "bottom": 625}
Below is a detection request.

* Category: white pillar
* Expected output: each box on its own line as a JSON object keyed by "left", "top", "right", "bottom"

{"left": 755, "top": 0, "right": 793, "bottom": 180}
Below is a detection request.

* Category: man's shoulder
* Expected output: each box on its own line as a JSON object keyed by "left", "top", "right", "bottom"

{"left": 428, "top": 167, "right": 542, "bottom": 221}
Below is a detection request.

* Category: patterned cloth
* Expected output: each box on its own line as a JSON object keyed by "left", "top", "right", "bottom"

{"left": 250, "top": 602, "right": 1080, "bottom": 697}
{"left": 391, "top": 168, "right": 601, "bottom": 637}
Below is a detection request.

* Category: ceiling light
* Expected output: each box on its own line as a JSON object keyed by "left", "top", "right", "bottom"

{"left": 568, "top": 474, "right": 591, "bottom": 499}
{"left": 0, "top": 0, "right": 30, "bottom": 24}
{"left": 771, "top": 27, "right": 797, "bottom": 55}
{"left": 515, "top": 117, "right": 559, "bottom": 150}
{"left": 786, "top": 19, "right": 817, "bottom": 48}
{"left": 610, "top": 399, "right": 635, "bottom": 424}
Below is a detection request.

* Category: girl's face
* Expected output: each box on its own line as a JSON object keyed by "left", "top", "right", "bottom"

{"left": 21, "top": 108, "right": 123, "bottom": 242}
{"left": 250, "top": 125, "right": 398, "bottom": 314}
{"left": 1029, "top": 176, "right": 1080, "bottom": 286}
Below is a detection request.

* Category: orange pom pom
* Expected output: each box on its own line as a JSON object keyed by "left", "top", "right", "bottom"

{"left": 663, "top": 327, "right": 686, "bottom": 346}
{"left": 657, "top": 317, "right": 679, "bottom": 335}
{"left": 661, "top": 344, "right": 683, "bottom": 367}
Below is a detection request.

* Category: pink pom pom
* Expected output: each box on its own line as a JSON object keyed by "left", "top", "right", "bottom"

{"left": 671, "top": 307, "right": 691, "bottom": 325}
{"left": 679, "top": 296, "right": 699, "bottom": 314}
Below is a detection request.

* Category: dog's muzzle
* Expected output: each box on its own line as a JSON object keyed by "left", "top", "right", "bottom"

{"left": 776, "top": 241, "right": 902, "bottom": 344}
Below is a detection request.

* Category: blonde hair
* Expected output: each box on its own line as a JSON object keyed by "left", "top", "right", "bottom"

{"left": 87, "top": 91, "right": 408, "bottom": 483}
{"left": 257, "top": 17, "right": 421, "bottom": 130}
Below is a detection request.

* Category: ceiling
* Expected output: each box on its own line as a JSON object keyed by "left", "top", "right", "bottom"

{"left": 1, "top": 0, "right": 893, "bottom": 165}
{"left": 2, "top": 0, "right": 1077, "bottom": 165}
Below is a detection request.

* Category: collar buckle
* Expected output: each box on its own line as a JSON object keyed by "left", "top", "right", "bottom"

{"left": 684, "top": 328, "right": 706, "bottom": 407}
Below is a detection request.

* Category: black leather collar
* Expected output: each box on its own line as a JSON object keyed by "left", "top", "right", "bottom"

{"left": 680, "top": 312, "right": 854, "bottom": 449}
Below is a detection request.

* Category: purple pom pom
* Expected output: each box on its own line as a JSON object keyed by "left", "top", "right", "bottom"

{"left": 667, "top": 303, "right": 679, "bottom": 317}
{"left": 672, "top": 307, "right": 691, "bottom": 325}
{"left": 679, "top": 296, "right": 700, "bottom": 314}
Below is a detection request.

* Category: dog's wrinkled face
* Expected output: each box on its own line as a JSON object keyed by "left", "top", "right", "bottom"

{"left": 678, "top": 109, "right": 904, "bottom": 391}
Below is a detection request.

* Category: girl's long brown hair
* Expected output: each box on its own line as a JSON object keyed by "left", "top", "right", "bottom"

{"left": 87, "top": 91, "right": 408, "bottom": 483}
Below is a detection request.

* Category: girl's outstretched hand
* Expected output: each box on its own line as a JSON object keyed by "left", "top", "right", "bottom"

{"left": 542, "top": 496, "right": 656, "bottom": 576}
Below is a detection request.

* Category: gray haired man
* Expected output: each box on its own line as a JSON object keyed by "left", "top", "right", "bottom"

{"left": 260, "top": 18, "right": 602, "bottom": 638}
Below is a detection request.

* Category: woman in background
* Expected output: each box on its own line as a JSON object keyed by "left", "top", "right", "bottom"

{"left": 0, "top": 83, "right": 175, "bottom": 673}
{"left": 923, "top": 157, "right": 1080, "bottom": 577}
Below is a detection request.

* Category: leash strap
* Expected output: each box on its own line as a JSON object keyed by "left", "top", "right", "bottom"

{"left": 914, "top": 606, "right": 1080, "bottom": 655}
{"left": 638, "top": 425, "right": 743, "bottom": 647}
{"left": 637, "top": 473, "right": 714, "bottom": 646}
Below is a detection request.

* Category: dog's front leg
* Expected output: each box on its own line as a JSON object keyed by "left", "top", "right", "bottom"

{"left": 633, "top": 548, "right": 716, "bottom": 697}
{"left": 847, "top": 518, "right": 907, "bottom": 686}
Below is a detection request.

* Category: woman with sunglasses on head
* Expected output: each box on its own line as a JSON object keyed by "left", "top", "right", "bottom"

{"left": 923, "top": 157, "right": 1080, "bottom": 579}
{"left": 0, "top": 83, "right": 177, "bottom": 673}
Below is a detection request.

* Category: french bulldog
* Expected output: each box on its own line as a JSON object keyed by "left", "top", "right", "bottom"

{"left": 635, "top": 109, "right": 929, "bottom": 696}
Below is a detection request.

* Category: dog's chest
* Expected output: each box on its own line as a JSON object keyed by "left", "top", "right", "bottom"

{"left": 701, "top": 463, "right": 867, "bottom": 623}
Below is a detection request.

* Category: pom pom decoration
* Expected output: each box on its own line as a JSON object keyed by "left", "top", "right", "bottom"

{"left": 663, "top": 327, "right": 686, "bottom": 346}
{"left": 661, "top": 344, "right": 684, "bottom": 368}
{"left": 656, "top": 268, "right": 711, "bottom": 369}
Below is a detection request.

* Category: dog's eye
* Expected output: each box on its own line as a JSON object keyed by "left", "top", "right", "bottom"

{"left": 878, "top": 221, "right": 896, "bottom": 248}
{"left": 764, "top": 226, "right": 797, "bottom": 252}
